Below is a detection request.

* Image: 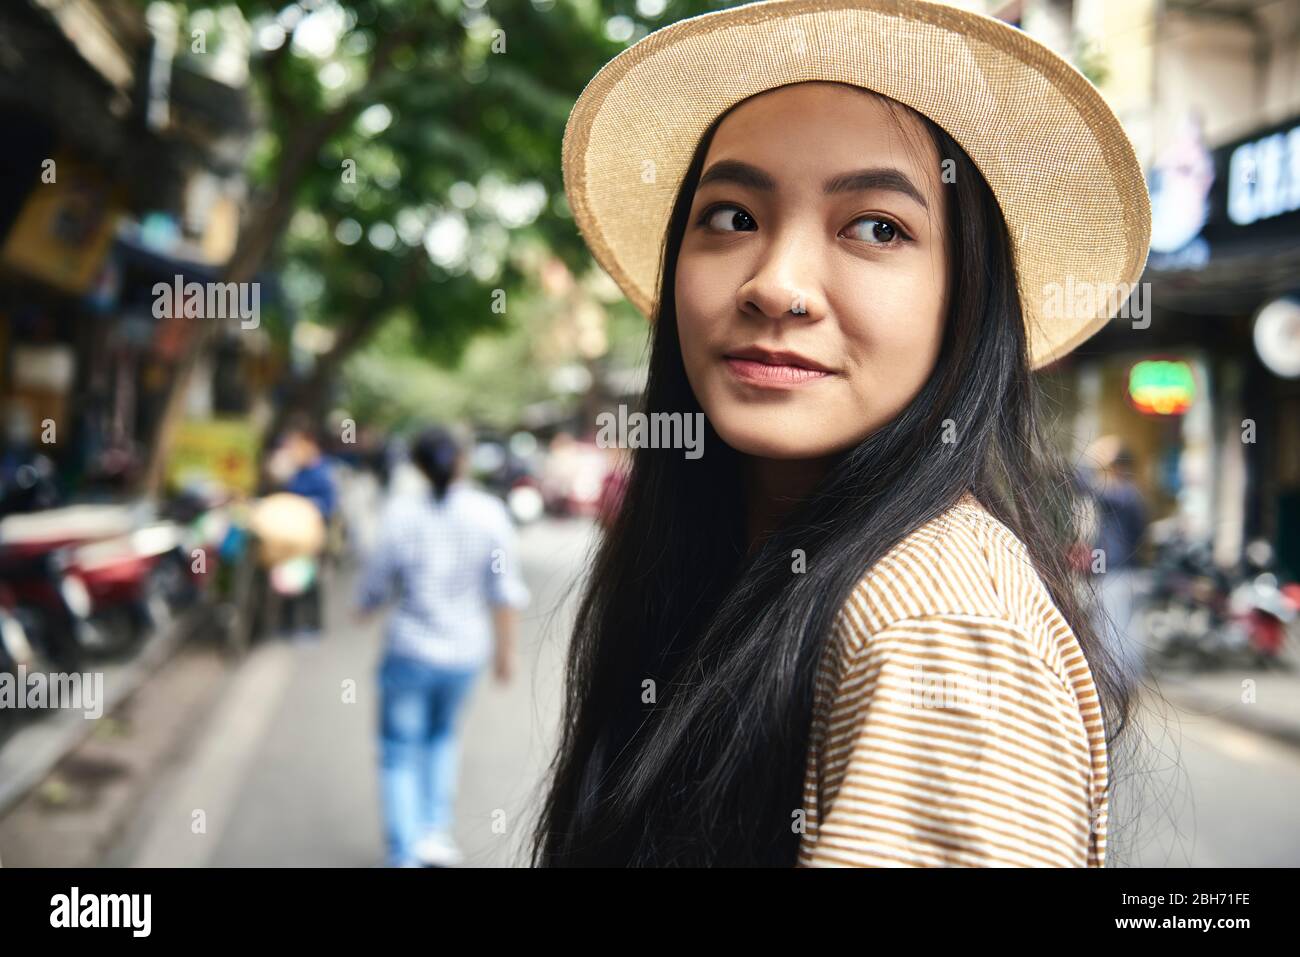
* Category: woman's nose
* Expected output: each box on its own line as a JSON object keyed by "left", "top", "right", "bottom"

{"left": 735, "top": 232, "right": 826, "bottom": 322}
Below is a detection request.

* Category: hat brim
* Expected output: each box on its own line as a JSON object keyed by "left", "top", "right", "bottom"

{"left": 562, "top": 0, "right": 1152, "bottom": 371}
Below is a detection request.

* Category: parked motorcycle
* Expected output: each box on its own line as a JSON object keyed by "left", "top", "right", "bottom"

{"left": 1220, "top": 540, "right": 1300, "bottom": 668}
{"left": 0, "top": 504, "right": 187, "bottom": 662}
{"left": 1143, "top": 530, "right": 1298, "bottom": 671}
{"left": 0, "top": 543, "right": 99, "bottom": 670}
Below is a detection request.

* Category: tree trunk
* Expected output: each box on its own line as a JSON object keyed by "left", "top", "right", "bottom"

{"left": 263, "top": 253, "right": 428, "bottom": 445}
{"left": 264, "top": 309, "right": 387, "bottom": 444}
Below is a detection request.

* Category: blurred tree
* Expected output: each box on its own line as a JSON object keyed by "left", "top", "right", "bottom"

{"left": 144, "top": 0, "right": 716, "bottom": 491}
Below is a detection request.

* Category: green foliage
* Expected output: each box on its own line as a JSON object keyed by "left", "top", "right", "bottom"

{"left": 1073, "top": 37, "right": 1109, "bottom": 89}
{"left": 170, "top": 0, "right": 715, "bottom": 381}
{"left": 342, "top": 288, "right": 558, "bottom": 431}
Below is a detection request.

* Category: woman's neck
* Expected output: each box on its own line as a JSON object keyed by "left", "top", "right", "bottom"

{"left": 742, "top": 454, "right": 837, "bottom": 556}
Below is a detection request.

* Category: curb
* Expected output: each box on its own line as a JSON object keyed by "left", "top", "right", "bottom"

{"left": 0, "top": 607, "right": 205, "bottom": 819}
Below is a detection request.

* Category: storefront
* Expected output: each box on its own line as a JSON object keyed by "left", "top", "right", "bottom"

{"left": 0, "top": 130, "right": 126, "bottom": 489}
{"left": 1047, "top": 111, "right": 1300, "bottom": 578}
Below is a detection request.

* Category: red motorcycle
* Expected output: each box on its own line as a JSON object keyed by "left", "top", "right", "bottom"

{"left": 0, "top": 504, "right": 186, "bottom": 663}
{"left": 1145, "top": 533, "right": 1299, "bottom": 671}
{"left": 1223, "top": 540, "right": 1300, "bottom": 666}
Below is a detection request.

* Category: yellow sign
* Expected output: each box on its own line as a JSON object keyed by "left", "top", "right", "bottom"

{"left": 166, "top": 418, "right": 259, "bottom": 494}
{"left": 0, "top": 152, "right": 123, "bottom": 295}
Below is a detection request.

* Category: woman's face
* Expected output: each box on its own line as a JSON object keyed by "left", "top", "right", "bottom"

{"left": 674, "top": 82, "right": 950, "bottom": 460}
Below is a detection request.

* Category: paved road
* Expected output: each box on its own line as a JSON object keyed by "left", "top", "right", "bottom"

{"left": 1113, "top": 688, "right": 1300, "bottom": 867}
{"left": 107, "top": 511, "right": 597, "bottom": 867}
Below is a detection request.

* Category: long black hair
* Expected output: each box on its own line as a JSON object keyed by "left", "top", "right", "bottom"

{"left": 530, "top": 85, "right": 1135, "bottom": 867}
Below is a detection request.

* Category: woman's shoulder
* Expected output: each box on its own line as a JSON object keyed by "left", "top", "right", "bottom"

{"left": 836, "top": 490, "right": 1079, "bottom": 675}
{"left": 819, "top": 490, "right": 1110, "bottom": 866}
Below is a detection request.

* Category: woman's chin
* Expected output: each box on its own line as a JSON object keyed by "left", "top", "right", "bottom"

{"left": 709, "top": 413, "right": 850, "bottom": 461}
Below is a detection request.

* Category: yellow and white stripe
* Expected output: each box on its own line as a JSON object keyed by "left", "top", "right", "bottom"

{"left": 797, "top": 491, "right": 1109, "bottom": 867}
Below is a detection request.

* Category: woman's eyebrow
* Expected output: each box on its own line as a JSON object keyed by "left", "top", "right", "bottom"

{"left": 699, "top": 160, "right": 929, "bottom": 211}
{"left": 699, "top": 159, "right": 778, "bottom": 192}
{"left": 824, "top": 168, "right": 929, "bottom": 211}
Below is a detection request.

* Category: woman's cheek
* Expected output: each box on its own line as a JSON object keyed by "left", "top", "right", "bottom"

{"left": 674, "top": 300, "right": 709, "bottom": 376}
{"left": 674, "top": 263, "right": 732, "bottom": 385}
{"left": 676, "top": 255, "right": 736, "bottom": 326}
{"left": 833, "top": 313, "right": 944, "bottom": 431}
{"left": 841, "top": 273, "right": 944, "bottom": 370}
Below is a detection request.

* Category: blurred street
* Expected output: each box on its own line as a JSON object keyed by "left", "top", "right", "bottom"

{"left": 0, "top": 0, "right": 1297, "bottom": 874}
{"left": 0, "top": 472, "right": 597, "bottom": 867}
{"left": 2, "top": 473, "right": 1300, "bottom": 866}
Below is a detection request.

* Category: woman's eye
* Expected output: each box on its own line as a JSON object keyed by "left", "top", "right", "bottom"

{"left": 701, "top": 204, "right": 756, "bottom": 232}
{"left": 843, "top": 217, "right": 903, "bottom": 245}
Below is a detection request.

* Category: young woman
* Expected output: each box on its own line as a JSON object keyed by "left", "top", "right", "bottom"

{"left": 356, "top": 425, "right": 530, "bottom": 866}
{"left": 532, "top": 0, "right": 1151, "bottom": 867}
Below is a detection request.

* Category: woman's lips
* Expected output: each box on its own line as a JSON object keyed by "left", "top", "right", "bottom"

{"left": 723, "top": 356, "right": 832, "bottom": 387}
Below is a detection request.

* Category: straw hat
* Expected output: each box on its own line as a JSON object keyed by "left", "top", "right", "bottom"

{"left": 248, "top": 492, "right": 327, "bottom": 565}
{"left": 562, "top": 0, "right": 1152, "bottom": 370}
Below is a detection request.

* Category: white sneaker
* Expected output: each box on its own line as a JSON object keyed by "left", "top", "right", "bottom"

{"left": 414, "top": 831, "right": 464, "bottom": 867}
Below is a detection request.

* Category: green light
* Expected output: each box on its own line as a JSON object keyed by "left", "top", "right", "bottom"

{"left": 1129, "top": 360, "right": 1195, "bottom": 415}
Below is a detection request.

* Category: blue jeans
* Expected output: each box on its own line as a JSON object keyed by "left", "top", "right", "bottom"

{"left": 377, "top": 652, "right": 482, "bottom": 865}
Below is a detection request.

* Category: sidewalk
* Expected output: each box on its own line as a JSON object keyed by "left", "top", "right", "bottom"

{"left": 0, "top": 606, "right": 206, "bottom": 820}
{"left": 0, "top": 635, "right": 230, "bottom": 867}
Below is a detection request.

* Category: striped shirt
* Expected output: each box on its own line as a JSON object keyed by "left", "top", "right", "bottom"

{"left": 355, "top": 480, "right": 531, "bottom": 670}
{"left": 796, "top": 490, "right": 1109, "bottom": 867}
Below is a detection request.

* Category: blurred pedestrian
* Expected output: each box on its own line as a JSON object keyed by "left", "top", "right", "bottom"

{"left": 275, "top": 420, "right": 339, "bottom": 526}
{"left": 265, "top": 418, "right": 338, "bottom": 641}
{"left": 355, "top": 424, "right": 530, "bottom": 867}
{"left": 1082, "top": 435, "right": 1150, "bottom": 693}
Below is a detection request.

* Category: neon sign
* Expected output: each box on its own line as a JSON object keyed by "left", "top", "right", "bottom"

{"left": 1228, "top": 123, "right": 1300, "bottom": 226}
{"left": 1128, "top": 359, "right": 1195, "bottom": 415}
